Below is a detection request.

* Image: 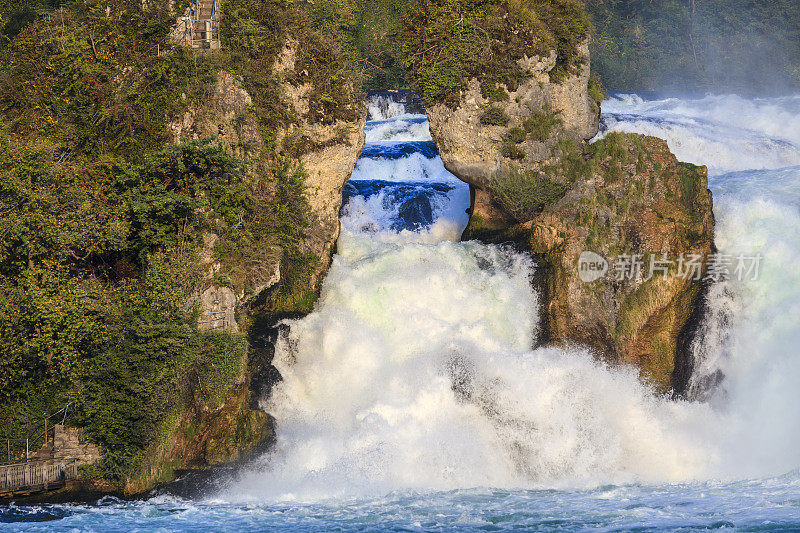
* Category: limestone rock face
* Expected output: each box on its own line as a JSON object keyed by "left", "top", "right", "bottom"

{"left": 296, "top": 120, "right": 365, "bottom": 284}
{"left": 426, "top": 40, "right": 599, "bottom": 193}
{"left": 167, "top": 70, "right": 263, "bottom": 159}
{"left": 426, "top": 33, "right": 714, "bottom": 390}
{"left": 157, "top": 60, "right": 364, "bottom": 483}
{"left": 52, "top": 425, "right": 102, "bottom": 466}
{"left": 168, "top": 62, "right": 365, "bottom": 313}
{"left": 465, "top": 134, "right": 714, "bottom": 391}
{"left": 273, "top": 40, "right": 366, "bottom": 285}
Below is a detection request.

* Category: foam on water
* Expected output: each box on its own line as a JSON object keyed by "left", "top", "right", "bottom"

{"left": 219, "top": 94, "right": 800, "bottom": 502}
{"left": 600, "top": 94, "right": 800, "bottom": 174}
{"left": 228, "top": 232, "right": 725, "bottom": 502}
{"left": 6, "top": 480, "right": 800, "bottom": 531}
{"left": 218, "top": 96, "right": 800, "bottom": 504}
{"left": 5, "top": 94, "right": 800, "bottom": 530}
{"left": 602, "top": 94, "right": 800, "bottom": 479}
{"left": 342, "top": 109, "right": 469, "bottom": 239}
{"left": 367, "top": 94, "right": 407, "bottom": 122}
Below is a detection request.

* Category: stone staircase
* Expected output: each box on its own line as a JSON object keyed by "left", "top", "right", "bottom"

{"left": 174, "top": 0, "right": 220, "bottom": 50}
{"left": 1, "top": 425, "right": 100, "bottom": 499}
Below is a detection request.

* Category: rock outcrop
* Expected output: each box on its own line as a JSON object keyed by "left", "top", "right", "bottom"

{"left": 273, "top": 41, "right": 366, "bottom": 286}
{"left": 167, "top": 62, "right": 365, "bottom": 309}
{"left": 154, "top": 46, "right": 365, "bottom": 485}
{"left": 464, "top": 134, "right": 713, "bottom": 390}
{"left": 427, "top": 44, "right": 713, "bottom": 391}
{"left": 427, "top": 40, "right": 599, "bottom": 194}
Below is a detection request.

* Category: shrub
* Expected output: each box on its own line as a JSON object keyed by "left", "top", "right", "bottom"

{"left": 523, "top": 112, "right": 563, "bottom": 141}
{"left": 480, "top": 106, "right": 510, "bottom": 126}
{"left": 500, "top": 142, "right": 525, "bottom": 160}
{"left": 502, "top": 126, "right": 527, "bottom": 144}
{"left": 400, "top": 0, "right": 590, "bottom": 106}
{"left": 588, "top": 73, "right": 605, "bottom": 106}
{"left": 491, "top": 170, "right": 567, "bottom": 220}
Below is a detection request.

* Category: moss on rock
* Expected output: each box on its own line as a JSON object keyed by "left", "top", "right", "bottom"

{"left": 469, "top": 134, "right": 714, "bottom": 392}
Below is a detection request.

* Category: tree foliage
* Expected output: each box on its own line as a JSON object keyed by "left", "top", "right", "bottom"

{"left": 586, "top": 0, "right": 800, "bottom": 92}
{"left": 400, "top": 0, "right": 590, "bottom": 106}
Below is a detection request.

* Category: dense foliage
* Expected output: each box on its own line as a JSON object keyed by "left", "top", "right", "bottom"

{"left": 0, "top": 0, "right": 353, "bottom": 482}
{"left": 0, "top": 136, "right": 254, "bottom": 477}
{"left": 586, "top": 0, "right": 800, "bottom": 92}
{"left": 400, "top": 0, "right": 590, "bottom": 106}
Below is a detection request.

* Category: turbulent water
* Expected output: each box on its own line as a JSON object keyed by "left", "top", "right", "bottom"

{"left": 4, "top": 94, "right": 800, "bottom": 531}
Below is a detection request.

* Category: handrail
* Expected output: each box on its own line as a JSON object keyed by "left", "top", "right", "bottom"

{"left": 0, "top": 458, "right": 79, "bottom": 495}
{"left": 180, "top": 0, "right": 220, "bottom": 49}
{"left": 1, "top": 404, "right": 73, "bottom": 465}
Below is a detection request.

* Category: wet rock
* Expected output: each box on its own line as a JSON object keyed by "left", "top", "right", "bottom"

{"left": 396, "top": 193, "right": 434, "bottom": 230}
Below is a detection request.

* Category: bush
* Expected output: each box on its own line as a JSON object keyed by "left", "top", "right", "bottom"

{"left": 588, "top": 73, "right": 605, "bottom": 106}
{"left": 500, "top": 142, "right": 525, "bottom": 160}
{"left": 502, "top": 126, "right": 527, "bottom": 144}
{"left": 523, "top": 112, "right": 563, "bottom": 141}
{"left": 401, "top": 0, "right": 590, "bottom": 106}
{"left": 480, "top": 106, "right": 510, "bottom": 126}
{"left": 491, "top": 170, "right": 567, "bottom": 220}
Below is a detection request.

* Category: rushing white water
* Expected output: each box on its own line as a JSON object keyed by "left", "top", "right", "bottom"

{"left": 4, "top": 94, "right": 800, "bottom": 532}
{"left": 367, "top": 93, "right": 407, "bottom": 121}
{"left": 601, "top": 94, "right": 800, "bottom": 478}
{"left": 600, "top": 94, "right": 800, "bottom": 174}
{"left": 221, "top": 95, "right": 800, "bottom": 503}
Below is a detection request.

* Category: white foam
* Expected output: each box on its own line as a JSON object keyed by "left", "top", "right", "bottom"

{"left": 599, "top": 94, "right": 800, "bottom": 174}
{"left": 350, "top": 152, "right": 464, "bottom": 186}
{"left": 225, "top": 237, "right": 721, "bottom": 502}
{"left": 367, "top": 94, "right": 408, "bottom": 121}
{"left": 365, "top": 115, "right": 432, "bottom": 142}
{"left": 221, "top": 94, "right": 800, "bottom": 502}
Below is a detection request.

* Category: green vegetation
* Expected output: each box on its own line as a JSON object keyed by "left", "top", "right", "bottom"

{"left": 585, "top": 0, "right": 800, "bottom": 92}
{"left": 500, "top": 126, "right": 527, "bottom": 159}
{"left": 400, "top": 0, "right": 590, "bottom": 106}
{"left": 491, "top": 170, "right": 568, "bottom": 220}
{"left": 489, "top": 132, "right": 671, "bottom": 221}
{"left": 480, "top": 106, "right": 510, "bottom": 126}
{"left": 0, "top": 0, "right": 360, "bottom": 485}
{"left": 502, "top": 126, "right": 528, "bottom": 144}
{"left": 523, "top": 110, "right": 563, "bottom": 141}
{"left": 588, "top": 73, "right": 605, "bottom": 106}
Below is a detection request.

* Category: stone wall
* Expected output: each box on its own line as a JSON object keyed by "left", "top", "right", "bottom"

{"left": 53, "top": 425, "right": 102, "bottom": 466}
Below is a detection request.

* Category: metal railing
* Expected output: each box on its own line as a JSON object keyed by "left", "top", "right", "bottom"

{"left": 179, "top": 0, "right": 220, "bottom": 49}
{"left": 1, "top": 405, "right": 71, "bottom": 466}
{"left": 0, "top": 459, "right": 78, "bottom": 496}
{"left": 197, "top": 309, "right": 230, "bottom": 330}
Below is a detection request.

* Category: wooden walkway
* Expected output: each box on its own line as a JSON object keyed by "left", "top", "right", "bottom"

{"left": 0, "top": 460, "right": 78, "bottom": 498}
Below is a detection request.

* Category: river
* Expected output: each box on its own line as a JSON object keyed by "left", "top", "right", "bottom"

{"left": 2, "top": 93, "right": 799, "bottom": 531}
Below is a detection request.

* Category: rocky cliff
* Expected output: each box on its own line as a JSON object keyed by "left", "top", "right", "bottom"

{"left": 408, "top": 2, "right": 714, "bottom": 392}
{"left": 427, "top": 40, "right": 599, "bottom": 192}
{"left": 131, "top": 36, "right": 365, "bottom": 491}
{"left": 462, "top": 134, "right": 714, "bottom": 391}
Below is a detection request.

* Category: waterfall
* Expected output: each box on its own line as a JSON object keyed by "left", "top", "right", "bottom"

{"left": 220, "top": 93, "right": 800, "bottom": 502}
{"left": 601, "top": 93, "right": 800, "bottom": 475}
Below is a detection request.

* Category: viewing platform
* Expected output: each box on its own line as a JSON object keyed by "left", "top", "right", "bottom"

{"left": 173, "top": 0, "right": 221, "bottom": 50}
{"left": 1, "top": 411, "right": 101, "bottom": 499}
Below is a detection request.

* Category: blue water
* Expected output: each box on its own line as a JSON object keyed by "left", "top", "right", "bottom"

{"left": 3, "top": 478, "right": 800, "bottom": 531}
{"left": 4, "top": 94, "right": 800, "bottom": 531}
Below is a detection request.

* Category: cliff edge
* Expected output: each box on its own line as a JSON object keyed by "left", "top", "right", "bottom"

{"left": 402, "top": 0, "right": 714, "bottom": 391}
